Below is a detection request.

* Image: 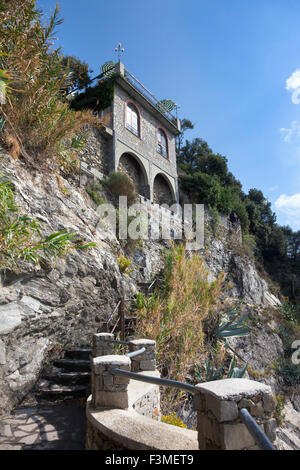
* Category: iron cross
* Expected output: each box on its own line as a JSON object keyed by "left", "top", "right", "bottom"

{"left": 115, "top": 43, "right": 125, "bottom": 62}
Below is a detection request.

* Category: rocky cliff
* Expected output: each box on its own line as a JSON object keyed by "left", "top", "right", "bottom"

{"left": 0, "top": 151, "right": 298, "bottom": 449}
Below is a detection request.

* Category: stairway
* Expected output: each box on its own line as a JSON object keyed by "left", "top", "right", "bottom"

{"left": 37, "top": 348, "right": 91, "bottom": 403}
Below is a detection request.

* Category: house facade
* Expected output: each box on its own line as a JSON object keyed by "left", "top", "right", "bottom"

{"left": 96, "top": 62, "right": 181, "bottom": 205}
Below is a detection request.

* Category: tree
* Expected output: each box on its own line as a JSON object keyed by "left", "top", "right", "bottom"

{"left": 177, "top": 118, "right": 194, "bottom": 154}
{"left": 62, "top": 56, "right": 93, "bottom": 95}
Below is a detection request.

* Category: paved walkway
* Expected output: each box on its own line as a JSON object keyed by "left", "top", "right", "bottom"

{"left": 0, "top": 404, "right": 86, "bottom": 450}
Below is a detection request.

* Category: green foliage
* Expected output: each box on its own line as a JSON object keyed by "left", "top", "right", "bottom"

{"left": 227, "top": 355, "right": 248, "bottom": 378}
{"left": 61, "top": 55, "right": 93, "bottom": 95}
{"left": 104, "top": 171, "right": 137, "bottom": 205}
{"left": 209, "top": 205, "right": 220, "bottom": 236}
{"left": 216, "top": 309, "right": 251, "bottom": 339}
{"left": 179, "top": 132, "right": 300, "bottom": 302}
{"left": 117, "top": 255, "right": 133, "bottom": 275}
{"left": 274, "top": 394, "right": 285, "bottom": 425}
{"left": 279, "top": 302, "right": 298, "bottom": 324}
{"left": 0, "top": 179, "right": 96, "bottom": 272}
{"left": 275, "top": 358, "right": 300, "bottom": 387}
{"left": 242, "top": 233, "right": 257, "bottom": 258}
{"left": 71, "top": 75, "right": 117, "bottom": 112}
{"left": 195, "top": 356, "right": 247, "bottom": 383}
{"left": 195, "top": 360, "right": 223, "bottom": 382}
{"left": 0, "top": 0, "right": 99, "bottom": 163}
{"left": 86, "top": 183, "right": 105, "bottom": 206}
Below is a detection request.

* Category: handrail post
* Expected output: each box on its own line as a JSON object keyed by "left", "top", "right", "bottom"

{"left": 92, "top": 333, "right": 115, "bottom": 358}
{"left": 128, "top": 339, "right": 156, "bottom": 371}
{"left": 91, "top": 355, "right": 131, "bottom": 409}
{"left": 194, "top": 378, "right": 277, "bottom": 450}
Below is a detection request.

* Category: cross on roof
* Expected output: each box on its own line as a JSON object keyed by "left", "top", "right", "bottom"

{"left": 115, "top": 43, "right": 125, "bottom": 62}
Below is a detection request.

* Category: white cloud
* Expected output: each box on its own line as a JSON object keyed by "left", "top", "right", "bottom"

{"left": 286, "top": 70, "right": 300, "bottom": 104}
{"left": 275, "top": 193, "right": 300, "bottom": 229}
{"left": 280, "top": 120, "right": 300, "bottom": 143}
{"left": 286, "top": 70, "right": 300, "bottom": 90}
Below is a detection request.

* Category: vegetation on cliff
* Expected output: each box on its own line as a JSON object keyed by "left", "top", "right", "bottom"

{"left": 178, "top": 129, "right": 300, "bottom": 307}
{"left": 0, "top": 0, "right": 99, "bottom": 167}
{"left": 0, "top": 178, "right": 95, "bottom": 273}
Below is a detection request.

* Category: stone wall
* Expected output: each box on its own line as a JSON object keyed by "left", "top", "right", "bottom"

{"left": 153, "top": 174, "right": 175, "bottom": 205}
{"left": 113, "top": 81, "right": 178, "bottom": 202}
{"left": 118, "top": 153, "right": 149, "bottom": 197}
{"left": 77, "top": 127, "right": 113, "bottom": 175}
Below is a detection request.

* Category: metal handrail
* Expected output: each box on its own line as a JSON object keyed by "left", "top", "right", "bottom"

{"left": 239, "top": 408, "right": 276, "bottom": 450}
{"left": 124, "top": 69, "right": 177, "bottom": 124}
{"left": 111, "top": 368, "right": 195, "bottom": 394}
{"left": 110, "top": 369, "right": 276, "bottom": 449}
{"left": 125, "top": 347, "right": 145, "bottom": 358}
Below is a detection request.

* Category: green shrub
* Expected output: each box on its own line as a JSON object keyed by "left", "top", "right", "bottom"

{"left": 274, "top": 394, "right": 285, "bottom": 425}
{"left": 86, "top": 183, "right": 105, "bottom": 206}
{"left": 0, "top": 1, "right": 99, "bottom": 164}
{"left": 0, "top": 179, "right": 95, "bottom": 272}
{"left": 275, "top": 358, "right": 300, "bottom": 386}
{"left": 117, "top": 255, "right": 133, "bottom": 275}
{"left": 279, "top": 302, "right": 298, "bottom": 324}
{"left": 104, "top": 171, "right": 137, "bottom": 205}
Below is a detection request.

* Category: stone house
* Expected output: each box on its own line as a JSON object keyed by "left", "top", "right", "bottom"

{"left": 79, "top": 62, "right": 181, "bottom": 206}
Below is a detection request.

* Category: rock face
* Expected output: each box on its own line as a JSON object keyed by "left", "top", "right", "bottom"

{"left": 0, "top": 152, "right": 298, "bottom": 449}
{"left": 0, "top": 155, "right": 140, "bottom": 416}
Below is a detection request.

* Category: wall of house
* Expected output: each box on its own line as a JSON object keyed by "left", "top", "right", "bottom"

{"left": 77, "top": 127, "right": 113, "bottom": 175}
{"left": 113, "top": 82, "right": 178, "bottom": 202}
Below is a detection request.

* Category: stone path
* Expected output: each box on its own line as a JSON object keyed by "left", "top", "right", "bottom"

{"left": 0, "top": 404, "right": 86, "bottom": 450}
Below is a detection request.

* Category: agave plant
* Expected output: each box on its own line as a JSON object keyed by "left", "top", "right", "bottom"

{"left": 195, "top": 360, "right": 223, "bottom": 383}
{"left": 226, "top": 355, "right": 248, "bottom": 379}
{"left": 216, "top": 309, "right": 251, "bottom": 339}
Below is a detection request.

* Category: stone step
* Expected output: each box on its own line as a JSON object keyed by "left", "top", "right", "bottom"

{"left": 65, "top": 348, "right": 92, "bottom": 360}
{"left": 53, "top": 359, "right": 90, "bottom": 372}
{"left": 43, "top": 369, "right": 90, "bottom": 386}
{"left": 37, "top": 381, "right": 88, "bottom": 400}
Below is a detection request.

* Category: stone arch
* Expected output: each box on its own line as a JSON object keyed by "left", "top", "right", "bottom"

{"left": 153, "top": 173, "right": 176, "bottom": 206}
{"left": 118, "top": 152, "right": 150, "bottom": 198}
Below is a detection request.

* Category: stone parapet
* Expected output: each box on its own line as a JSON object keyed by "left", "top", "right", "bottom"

{"left": 92, "top": 333, "right": 115, "bottom": 358}
{"left": 128, "top": 339, "right": 156, "bottom": 371}
{"left": 91, "top": 355, "right": 131, "bottom": 409}
{"left": 194, "top": 378, "right": 276, "bottom": 450}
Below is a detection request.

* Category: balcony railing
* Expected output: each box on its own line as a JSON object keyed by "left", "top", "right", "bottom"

{"left": 124, "top": 69, "right": 178, "bottom": 125}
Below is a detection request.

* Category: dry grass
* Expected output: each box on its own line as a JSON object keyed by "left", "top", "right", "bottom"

{"left": 135, "top": 244, "right": 225, "bottom": 385}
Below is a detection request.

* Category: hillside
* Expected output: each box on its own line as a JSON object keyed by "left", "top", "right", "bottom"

{"left": 0, "top": 151, "right": 298, "bottom": 449}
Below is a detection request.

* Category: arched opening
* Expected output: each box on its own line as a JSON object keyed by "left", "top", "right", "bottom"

{"left": 153, "top": 173, "right": 175, "bottom": 206}
{"left": 118, "top": 153, "right": 149, "bottom": 198}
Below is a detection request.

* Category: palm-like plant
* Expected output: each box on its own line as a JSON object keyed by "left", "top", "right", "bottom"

{"left": 0, "top": 180, "right": 96, "bottom": 272}
{"left": 0, "top": 1, "right": 99, "bottom": 164}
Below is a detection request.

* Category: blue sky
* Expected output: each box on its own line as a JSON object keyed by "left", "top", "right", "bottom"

{"left": 38, "top": 0, "right": 300, "bottom": 230}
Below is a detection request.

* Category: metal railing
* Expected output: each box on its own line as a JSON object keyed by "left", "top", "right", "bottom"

{"left": 94, "top": 338, "right": 276, "bottom": 450}
{"left": 112, "top": 367, "right": 195, "bottom": 394}
{"left": 112, "top": 365, "right": 276, "bottom": 450}
{"left": 239, "top": 408, "right": 276, "bottom": 451}
{"left": 124, "top": 69, "right": 178, "bottom": 125}
{"left": 125, "top": 347, "right": 146, "bottom": 359}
